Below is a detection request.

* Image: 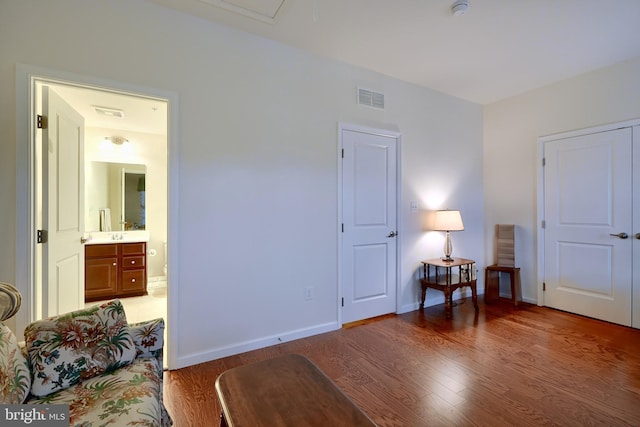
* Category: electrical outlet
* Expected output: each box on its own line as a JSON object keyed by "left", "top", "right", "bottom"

{"left": 304, "top": 286, "right": 314, "bottom": 301}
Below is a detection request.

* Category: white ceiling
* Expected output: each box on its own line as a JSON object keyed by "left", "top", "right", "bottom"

{"left": 147, "top": 0, "right": 640, "bottom": 104}
{"left": 50, "top": 83, "right": 168, "bottom": 135}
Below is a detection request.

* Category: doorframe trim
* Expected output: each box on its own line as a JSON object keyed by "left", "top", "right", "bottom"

{"left": 337, "top": 122, "right": 402, "bottom": 326}
{"left": 15, "top": 64, "right": 180, "bottom": 369}
{"left": 536, "top": 117, "right": 640, "bottom": 308}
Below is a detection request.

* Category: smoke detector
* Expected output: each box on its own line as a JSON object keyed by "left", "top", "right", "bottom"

{"left": 451, "top": 0, "right": 469, "bottom": 16}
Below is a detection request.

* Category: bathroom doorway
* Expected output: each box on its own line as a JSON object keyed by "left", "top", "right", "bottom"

{"left": 18, "top": 67, "right": 173, "bottom": 367}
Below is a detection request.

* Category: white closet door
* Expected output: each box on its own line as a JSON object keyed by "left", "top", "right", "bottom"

{"left": 543, "top": 127, "right": 633, "bottom": 326}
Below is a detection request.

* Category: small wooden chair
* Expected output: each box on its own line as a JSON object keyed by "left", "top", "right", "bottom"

{"left": 485, "top": 224, "right": 521, "bottom": 306}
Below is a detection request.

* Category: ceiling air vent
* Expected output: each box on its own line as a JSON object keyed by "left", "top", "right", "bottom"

{"left": 92, "top": 106, "right": 125, "bottom": 118}
{"left": 357, "top": 87, "right": 385, "bottom": 110}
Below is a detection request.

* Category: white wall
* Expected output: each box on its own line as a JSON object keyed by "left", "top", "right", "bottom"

{"left": 1, "top": 0, "right": 483, "bottom": 366}
{"left": 484, "top": 56, "right": 640, "bottom": 303}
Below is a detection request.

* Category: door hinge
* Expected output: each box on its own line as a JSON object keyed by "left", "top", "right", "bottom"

{"left": 341, "top": 223, "right": 344, "bottom": 233}
{"left": 542, "top": 157, "right": 545, "bottom": 167}
{"left": 543, "top": 282, "right": 546, "bottom": 291}
{"left": 341, "top": 148, "right": 344, "bottom": 158}
{"left": 37, "top": 229, "right": 48, "bottom": 244}
{"left": 341, "top": 297, "right": 344, "bottom": 307}
{"left": 37, "top": 115, "right": 48, "bottom": 129}
{"left": 541, "top": 220, "right": 545, "bottom": 229}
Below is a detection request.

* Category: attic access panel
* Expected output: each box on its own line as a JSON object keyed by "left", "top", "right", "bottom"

{"left": 199, "top": 0, "right": 285, "bottom": 23}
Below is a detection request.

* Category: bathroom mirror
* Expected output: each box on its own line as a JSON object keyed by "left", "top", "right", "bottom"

{"left": 85, "top": 162, "right": 146, "bottom": 232}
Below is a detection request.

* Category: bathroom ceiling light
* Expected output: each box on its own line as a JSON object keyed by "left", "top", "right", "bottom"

{"left": 451, "top": 0, "right": 469, "bottom": 16}
{"left": 105, "top": 136, "right": 128, "bottom": 145}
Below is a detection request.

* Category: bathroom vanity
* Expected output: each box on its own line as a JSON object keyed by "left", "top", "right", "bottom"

{"left": 85, "top": 241, "right": 147, "bottom": 302}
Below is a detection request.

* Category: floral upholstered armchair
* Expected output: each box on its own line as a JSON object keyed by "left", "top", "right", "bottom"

{"left": 0, "top": 282, "right": 172, "bottom": 426}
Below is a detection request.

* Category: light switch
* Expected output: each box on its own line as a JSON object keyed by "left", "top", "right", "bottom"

{"left": 410, "top": 201, "right": 419, "bottom": 213}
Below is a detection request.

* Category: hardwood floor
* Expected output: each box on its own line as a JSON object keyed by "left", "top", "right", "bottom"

{"left": 163, "top": 299, "right": 640, "bottom": 426}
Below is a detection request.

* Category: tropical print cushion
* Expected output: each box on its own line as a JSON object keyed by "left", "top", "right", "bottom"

{"left": 0, "top": 322, "right": 31, "bottom": 404}
{"left": 24, "top": 300, "right": 136, "bottom": 397}
{"left": 27, "top": 357, "right": 168, "bottom": 426}
{"left": 130, "top": 318, "right": 165, "bottom": 362}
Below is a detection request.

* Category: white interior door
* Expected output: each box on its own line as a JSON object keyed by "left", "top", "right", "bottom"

{"left": 543, "top": 127, "right": 632, "bottom": 326}
{"left": 341, "top": 127, "right": 398, "bottom": 324}
{"left": 42, "top": 86, "right": 85, "bottom": 317}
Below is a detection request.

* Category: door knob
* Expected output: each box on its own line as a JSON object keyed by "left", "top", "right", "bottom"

{"left": 636, "top": 233, "right": 640, "bottom": 240}
{"left": 387, "top": 231, "right": 397, "bottom": 238}
{"left": 609, "top": 232, "right": 629, "bottom": 239}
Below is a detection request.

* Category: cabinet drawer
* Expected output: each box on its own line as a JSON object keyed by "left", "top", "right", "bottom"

{"left": 121, "top": 270, "right": 146, "bottom": 294}
{"left": 85, "top": 243, "right": 118, "bottom": 258}
{"left": 122, "top": 242, "right": 146, "bottom": 256}
{"left": 123, "top": 255, "right": 145, "bottom": 269}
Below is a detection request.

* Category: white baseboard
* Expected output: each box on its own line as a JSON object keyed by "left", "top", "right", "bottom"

{"left": 173, "top": 321, "right": 340, "bottom": 369}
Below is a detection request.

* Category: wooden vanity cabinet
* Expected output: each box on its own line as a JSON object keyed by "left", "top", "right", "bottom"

{"left": 85, "top": 242, "right": 147, "bottom": 302}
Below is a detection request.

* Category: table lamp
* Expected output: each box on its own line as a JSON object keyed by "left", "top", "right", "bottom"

{"left": 431, "top": 210, "right": 464, "bottom": 262}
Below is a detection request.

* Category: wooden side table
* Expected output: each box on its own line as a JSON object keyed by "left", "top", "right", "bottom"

{"left": 420, "top": 258, "right": 479, "bottom": 318}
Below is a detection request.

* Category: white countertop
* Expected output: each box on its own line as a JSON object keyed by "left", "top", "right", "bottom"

{"left": 83, "top": 231, "right": 150, "bottom": 244}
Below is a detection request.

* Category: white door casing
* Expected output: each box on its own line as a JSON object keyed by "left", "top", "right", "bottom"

{"left": 542, "top": 127, "right": 633, "bottom": 326}
{"left": 42, "top": 86, "right": 85, "bottom": 317}
{"left": 340, "top": 126, "right": 399, "bottom": 324}
{"left": 633, "top": 125, "right": 640, "bottom": 329}
{"left": 18, "top": 65, "right": 179, "bottom": 368}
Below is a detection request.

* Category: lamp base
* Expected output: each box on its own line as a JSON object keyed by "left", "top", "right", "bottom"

{"left": 442, "top": 231, "right": 454, "bottom": 262}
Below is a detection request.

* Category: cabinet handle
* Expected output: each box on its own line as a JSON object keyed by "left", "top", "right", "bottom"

{"left": 131, "top": 278, "right": 136, "bottom": 283}
{"left": 112, "top": 263, "right": 117, "bottom": 266}
{"left": 131, "top": 260, "right": 136, "bottom": 264}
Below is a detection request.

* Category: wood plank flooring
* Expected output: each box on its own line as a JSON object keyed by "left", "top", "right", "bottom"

{"left": 163, "top": 299, "right": 640, "bottom": 426}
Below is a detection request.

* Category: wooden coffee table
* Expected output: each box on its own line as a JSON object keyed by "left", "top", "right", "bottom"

{"left": 215, "top": 353, "right": 377, "bottom": 427}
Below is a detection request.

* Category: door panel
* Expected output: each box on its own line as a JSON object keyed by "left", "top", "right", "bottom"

{"left": 352, "top": 244, "right": 388, "bottom": 299}
{"left": 556, "top": 242, "right": 611, "bottom": 296}
{"left": 342, "top": 128, "right": 398, "bottom": 324}
{"left": 354, "top": 143, "right": 389, "bottom": 225}
{"left": 544, "top": 128, "right": 632, "bottom": 326}
{"left": 42, "top": 86, "right": 85, "bottom": 317}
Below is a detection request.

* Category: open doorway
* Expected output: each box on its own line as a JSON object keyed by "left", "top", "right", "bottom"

{"left": 27, "top": 75, "right": 170, "bottom": 366}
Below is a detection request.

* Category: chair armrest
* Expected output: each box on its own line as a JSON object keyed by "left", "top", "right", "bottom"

{"left": 129, "top": 318, "right": 165, "bottom": 361}
{"left": 129, "top": 318, "right": 171, "bottom": 426}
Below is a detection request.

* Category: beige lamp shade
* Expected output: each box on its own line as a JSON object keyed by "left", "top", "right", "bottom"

{"left": 431, "top": 210, "right": 464, "bottom": 232}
